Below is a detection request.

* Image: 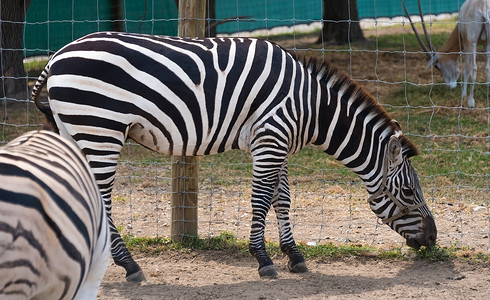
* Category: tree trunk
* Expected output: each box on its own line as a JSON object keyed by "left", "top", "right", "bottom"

{"left": 318, "top": 0, "right": 365, "bottom": 44}
{"left": 205, "top": 0, "right": 216, "bottom": 37}
{"left": 175, "top": 0, "right": 216, "bottom": 37}
{"left": 1, "top": 0, "right": 31, "bottom": 101}
{"left": 110, "top": 0, "right": 124, "bottom": 32}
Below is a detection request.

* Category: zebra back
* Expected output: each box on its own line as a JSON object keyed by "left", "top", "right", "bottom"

{"left": 0, "top": 130, "right": 110, "bottom": 300}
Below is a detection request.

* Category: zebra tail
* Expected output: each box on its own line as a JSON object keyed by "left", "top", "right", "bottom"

{"left": 32, "top": 65, "right": 58, "bottom": 132}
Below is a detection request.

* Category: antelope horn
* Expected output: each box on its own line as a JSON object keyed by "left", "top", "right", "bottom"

{"left": 417, "top": 0, "right": 437, "bottom": 54}
{"left": 401, "top": 0, "right": 432, "bottom": 59}
{"left": 207, "top": 16, "right": 254, "bottom": 30}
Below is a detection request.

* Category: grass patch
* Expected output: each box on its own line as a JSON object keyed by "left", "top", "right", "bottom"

{"left": 254, "top": 28, "right": 322, "bottom": 42}
{"left": 373, "top": 31, "right": 452, "bottom": 52}
{"left": 121, "top": 231, "right": 490, "bottom": 263}
{"left": 413, "top": 244, "right": 490, "bottom": 263}
{"left": 113, "top": 195, "right": 128, "bottom": 202}
{"left": 123, "top": 235, "right": 171, "bottom": 254}
{"left": 415, "top": 245, "right": 456, "bottom": 261}
{"left": 24, "top": 59, "right": 49, "bottom": 77}
{"left": 383, "top": 74, "right": 489, "bottom": 189}
{"left": 121, "top": 231, "right": 249, "bottom": 255}
{"left": 181, "top": 231, "right": 248, "bottom": 254}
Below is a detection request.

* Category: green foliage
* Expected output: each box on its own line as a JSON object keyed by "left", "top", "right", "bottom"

{"left": 121, "top": 231, "right": 248, "bottom": 255}
{"left": 121, "top": 232, "right": 489, "bottom": 263}
{"left": 123, "top": 235, "right": 171, "bottom": 254}
{"left": 297, "top": 242, "right": 383, "bottom": 259}
{"left": 369, "top": 19, "right": 457, "bottom": 51}
{"left": 384, "top": 78, "right": 489, "bottom": 188}
{"left": 374, "top": 31, "right": 452, "bottom": 52}
{"left": 415, "top": 245, "right": 455, "bottom": 261}
{"left": 415, "top": 244, "right": 490, "bottom": 262}
{"left": 255, "top": 28, "right": 322, "bottom": 42}
{"left": 180, "top": 231, "right": 245, "bottom": 252}
{"left": 24, "top": 59, "right": 48, "bottom": 75}
{"left": 113, "top": 196, "right": 128, "bottom": 203}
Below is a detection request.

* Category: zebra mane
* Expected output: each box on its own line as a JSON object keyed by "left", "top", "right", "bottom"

{"left": 294, "top": 54, "right": 419, "bottom": 158}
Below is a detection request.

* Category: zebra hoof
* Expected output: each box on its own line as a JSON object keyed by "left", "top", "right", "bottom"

{"left": 258, "top": 265, "right": 278, "bottom": 278}
{"left": 126, "top": 270, "right": 147, "bottom": 283}
{"left": 288, "top": 261, "right": 308, "bottom": 273}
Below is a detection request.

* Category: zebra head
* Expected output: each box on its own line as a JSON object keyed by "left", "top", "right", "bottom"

{"left": 368, "top": 135, "right": 437, "bottom": 249}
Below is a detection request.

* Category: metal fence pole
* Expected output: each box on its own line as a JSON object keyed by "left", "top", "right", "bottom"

{"left": 171, "top": 0, "right": 206, "bottom": 242}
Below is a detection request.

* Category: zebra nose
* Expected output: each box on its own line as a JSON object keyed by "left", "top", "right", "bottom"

{"left": 428, "top": 234, "right": 437, "bottom": 246}
{"left": 422, "top": 217, "right": 437, "bottom": 247}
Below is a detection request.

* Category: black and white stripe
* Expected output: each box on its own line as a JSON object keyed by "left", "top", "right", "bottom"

{"left": 32, "top": 31, "right": 436, "bottom": 278}
{"left": 0, "top": 130, "right": 110, "bottom": 299}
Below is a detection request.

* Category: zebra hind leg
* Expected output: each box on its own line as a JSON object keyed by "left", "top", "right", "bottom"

{"left": 107, "top": 214, "right": 147, "bottom": 282}
{"left": 108, "top": 211, "right": 146, "bottom": 281}
{"left": 62, "top": 123, "right": 145, "bottom": 281}
{"left": 94, "top": 165, "right": 146, "bottom": 282}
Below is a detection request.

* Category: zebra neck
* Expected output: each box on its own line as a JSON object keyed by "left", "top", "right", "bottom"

{"left": 311, "top": 72, "right": 398, "bottom": 188}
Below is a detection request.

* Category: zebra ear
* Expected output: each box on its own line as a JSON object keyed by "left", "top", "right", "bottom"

{"left": 387, "top": 136, "right": 403, "bottom": 168}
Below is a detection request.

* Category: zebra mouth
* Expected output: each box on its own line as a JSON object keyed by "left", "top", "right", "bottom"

{"left": 406, "top": 232, "right": 437, "bottom": 250}
{"left": 406, "top": 238, "right": 421, "bottom": 250}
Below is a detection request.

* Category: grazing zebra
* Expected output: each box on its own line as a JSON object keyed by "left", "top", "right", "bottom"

{"left": 0, "top": 130, "right": 110, "bottom": 299}
{"left": 32, "top": 32, "right": 437, "bottom": 279}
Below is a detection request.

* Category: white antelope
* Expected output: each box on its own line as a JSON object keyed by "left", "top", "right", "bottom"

{"left": 403, "top": 0, "right": 490, "bottom": 107}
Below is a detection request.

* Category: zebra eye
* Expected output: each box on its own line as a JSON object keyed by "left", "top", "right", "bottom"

{"left": 402, "top": 188, "right": 414, "bottom": 197}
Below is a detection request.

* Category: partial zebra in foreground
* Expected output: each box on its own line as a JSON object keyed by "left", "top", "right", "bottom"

{"left": 0, "top": 131, "right": 110, "bottom": 299}
{"left": 33, "top": 32, "right": 437, "bottom": 279}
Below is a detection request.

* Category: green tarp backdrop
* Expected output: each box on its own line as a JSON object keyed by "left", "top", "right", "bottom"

{"left": 24, "top": 0, "right": 466, "bottom": 56}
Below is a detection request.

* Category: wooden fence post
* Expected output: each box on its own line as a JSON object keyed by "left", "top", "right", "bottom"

{"left": 170, "top": 0, "right": 206, "bottom": 242}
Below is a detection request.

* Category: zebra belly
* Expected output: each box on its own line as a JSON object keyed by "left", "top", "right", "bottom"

{"left": 127, "top": 118, "right": 175, "bottom": 155}
{"left": 127, "top": 116, "right": 251, "bottom": 156}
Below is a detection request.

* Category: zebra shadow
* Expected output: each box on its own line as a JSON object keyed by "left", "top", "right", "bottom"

{"left": 100, "top": 259, "right": 461, "bottom": 299}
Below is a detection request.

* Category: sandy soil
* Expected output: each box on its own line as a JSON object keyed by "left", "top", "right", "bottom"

{"left": 99, "top": 251, "right": 490, "bottom": 299}
{"left": 101, "top": 174, "right": 489, "bottom": 299}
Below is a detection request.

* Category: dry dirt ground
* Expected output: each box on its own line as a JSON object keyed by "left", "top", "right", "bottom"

{"left": 99, "top": 252, "right": 490, "bottom": 299}
{"left": 101, "top": 181, "right": 490, "bottom": 299}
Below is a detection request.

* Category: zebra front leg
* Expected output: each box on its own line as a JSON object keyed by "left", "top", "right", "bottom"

{"left": 248, "top": 183, "right": 276, "bottom": 278}
{"left": 248, "top": 149, "right": 285, "bottom": 278}
{"left": 272, "top": 163, "right": 307, "bottom": 273}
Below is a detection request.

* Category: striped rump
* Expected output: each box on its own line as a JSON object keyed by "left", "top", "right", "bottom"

{"left": 0, "top": 130, "right": 110, "bottom": 300}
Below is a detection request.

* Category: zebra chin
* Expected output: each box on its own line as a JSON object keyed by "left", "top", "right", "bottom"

{"left": 404, "top": 217, "right": 437, "bottom": 249}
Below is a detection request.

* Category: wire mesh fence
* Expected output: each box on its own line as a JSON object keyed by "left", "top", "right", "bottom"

{"left": 111, "top": 143, "right": 489, "bottom": 252}
{"left": 1, "top": 0, "right": 488, "bottom": 252}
